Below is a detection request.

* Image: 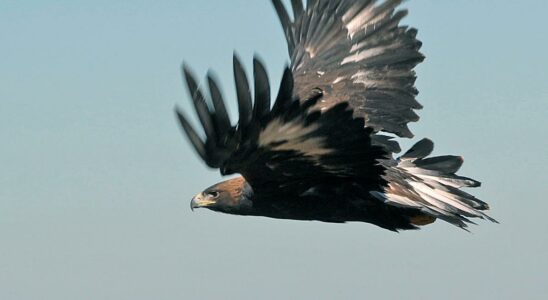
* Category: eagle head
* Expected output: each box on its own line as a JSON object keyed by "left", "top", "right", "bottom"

{"left": 190, "top": 176, "right": 253, "bottom": 214}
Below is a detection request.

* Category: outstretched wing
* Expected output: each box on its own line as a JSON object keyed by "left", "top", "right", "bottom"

{"left": 175, "top": 55, "right": 386, "bottom": 195}
{"left": 272, "top": 0, "right": 424, "bottom": 138}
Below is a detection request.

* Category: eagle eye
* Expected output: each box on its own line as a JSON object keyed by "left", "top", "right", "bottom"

{"left": 207, "top": 191, "right": 220, "bottom": 198}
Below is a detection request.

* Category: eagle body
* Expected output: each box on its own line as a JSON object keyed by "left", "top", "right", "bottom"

{"left": 177, "top": 0, "right": 496, "bottom": 231}
{"left": 212, "top": 178, "right": 432, "bottom": 231}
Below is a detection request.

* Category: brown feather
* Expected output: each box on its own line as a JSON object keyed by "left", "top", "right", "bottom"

{"left": 214, "top": 176, "right": 246, "bottom": 204}
{"left": 410, "top": 215, "right": 436, "bottom": 226}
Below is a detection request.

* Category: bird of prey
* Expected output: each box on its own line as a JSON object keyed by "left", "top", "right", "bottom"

{"left": 175, "top": 0, "right": 496, "bottom": 231}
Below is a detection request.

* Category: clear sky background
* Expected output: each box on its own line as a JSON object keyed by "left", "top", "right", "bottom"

{"left": 1, "top": 1, "right": 547, "bottom": 299}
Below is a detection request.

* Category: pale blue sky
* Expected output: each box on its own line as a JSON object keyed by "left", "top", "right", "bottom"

{"left": 1, "top": 1, "right": 547, "bottom": 299}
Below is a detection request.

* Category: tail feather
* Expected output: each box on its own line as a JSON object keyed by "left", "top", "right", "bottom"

{"left": 401, "top": 138, "right": 433, "bottom": 159}
{"left": 375, "top": 138, "right": 497, "bottom": 230}
{"left": 415, "top": 155, "right": 463, "bottom": 174}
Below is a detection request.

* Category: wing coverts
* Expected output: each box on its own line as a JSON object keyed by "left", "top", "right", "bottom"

{"left": 273, "top": 0, "right": 424, "bottom": 138}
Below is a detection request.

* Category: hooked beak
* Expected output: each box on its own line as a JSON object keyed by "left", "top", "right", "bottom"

{"left": 190, "top": 192, "right": 216, "bottom": 211}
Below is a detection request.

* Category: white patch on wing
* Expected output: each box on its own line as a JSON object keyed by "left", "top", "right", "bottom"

{"left": 258, "top": 118, "right": 334, "bottom": 156}
{"left": 333, "top": 76, "right": 345, "bottom": 84}
{"left": 342, "top": 40, "right": 404, "bottom": 66}
{"left": 342, "top": 48, "right": 385, "bottom": 65}
{"left": 343, "top": 2, "right": 393, "bottom": 40}
{"left": 341, "top": 2, "right": 406, "bottom": 65}
{"left": 306, "top": 47, "right": 316, "bottom": 59}
{"left": 350, "top": 71, "right": 375, "bottom": 88}
{"left": 343, "top": 3, "right": 375, "bottom": 39}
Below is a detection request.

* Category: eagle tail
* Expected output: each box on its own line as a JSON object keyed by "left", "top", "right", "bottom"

{"left": 375, "top": 138, "right": 497, "bottom": 230}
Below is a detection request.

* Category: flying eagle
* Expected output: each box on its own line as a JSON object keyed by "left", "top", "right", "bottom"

{"left": 175, "top": 0, "right": 496, "bottom": 231}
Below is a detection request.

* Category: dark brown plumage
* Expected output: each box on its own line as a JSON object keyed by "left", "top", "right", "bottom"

{"left": 176, "top": 0, "right": 496, "bottom": 231}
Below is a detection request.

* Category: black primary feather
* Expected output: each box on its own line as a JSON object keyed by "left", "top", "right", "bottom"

{"left": 233, "top": 55, "right": 253, "bottom": 129}
{"left": 207, "top": 73, "right": 231, "bottom": 140}
{"left": 252, "top": 57, "right": 271, "bottom": 120}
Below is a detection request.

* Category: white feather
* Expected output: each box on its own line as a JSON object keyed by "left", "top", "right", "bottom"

{"left": 258, "top": 118, "right": 334, "bottom": 157}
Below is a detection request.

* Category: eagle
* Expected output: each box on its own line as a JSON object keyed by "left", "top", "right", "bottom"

{"left": 175, "top": 0, "right": 496, "bottom": 231}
